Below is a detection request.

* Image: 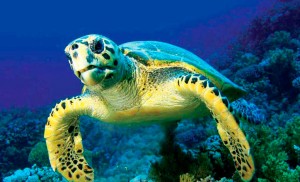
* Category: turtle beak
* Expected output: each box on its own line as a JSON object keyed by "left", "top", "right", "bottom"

{"left": 65, "top": 42, "right": 96, "bottom": 73}
{"left": 75, "top": 65, "right": 105, "bottom": 79}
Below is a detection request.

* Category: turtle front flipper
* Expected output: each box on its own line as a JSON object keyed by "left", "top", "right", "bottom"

{"left": 44, "top": 96, "right": 95, "bottom": 181}
{"left": 176, "top": 74, "right": 255, "bottom": 182}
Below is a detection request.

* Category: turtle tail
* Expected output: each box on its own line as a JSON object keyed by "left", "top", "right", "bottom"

{"left": 44, "top": 96, "right": 94, "bottom": 182}
{"left": 176, "top": 74, "right": 255, "bottom": 182}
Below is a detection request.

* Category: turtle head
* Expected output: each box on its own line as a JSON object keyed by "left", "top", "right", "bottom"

{"left": 65, "top": 34, "right": 126, "bottom": 87}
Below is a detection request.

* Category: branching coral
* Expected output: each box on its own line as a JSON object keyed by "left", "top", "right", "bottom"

{"left": 179, "top": 173, "right": 195, "bottom": 182}
{"left": 260, "top": 152, "right": 300, "bottom": 181}
{"left": 231, "top": 99, "right": 266, "bottom": 124}
{"left": 244, "top": 115, "right": 300, "bottom": 182}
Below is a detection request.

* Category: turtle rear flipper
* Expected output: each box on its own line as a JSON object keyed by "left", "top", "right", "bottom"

{"left": 44, "top": 97, "right": 94, "bottom": 181}
{"left": 217, "top": 123, "right": 254, "bottom": 180}
{"left": 176, "top": 74, "right": 255, "bottom": 182}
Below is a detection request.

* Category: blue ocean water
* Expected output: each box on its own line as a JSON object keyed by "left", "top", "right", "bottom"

{"left": 1, "top": 0, "right": 300, "bottom": 181}
{"left": 0, "top": 0, "right": 271, "bottom": 108}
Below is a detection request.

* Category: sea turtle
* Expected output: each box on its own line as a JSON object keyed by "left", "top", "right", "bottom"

{"left": 44, "top": 34, "right": 255, "bottom": 182}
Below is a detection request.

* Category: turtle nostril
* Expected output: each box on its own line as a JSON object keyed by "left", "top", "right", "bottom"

{"left": 71, "top": 43, "right": 79, "bottom": 50}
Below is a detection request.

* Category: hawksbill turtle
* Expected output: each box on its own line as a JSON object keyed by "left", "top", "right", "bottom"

{"left": 44, "top": 34, "right": 255, "bottom": 181}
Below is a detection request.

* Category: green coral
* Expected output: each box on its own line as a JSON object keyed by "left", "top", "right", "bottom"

{"left": 191, "top": 153, "right": 213, "bottom": 179}
{"left": 179, "top": 173, "right": 195, "bottom": 182}
{"left": 260, "top": 152, "right": 300, "bottom": 181}
{"left": 180, "top": 174, "right": 234, "bottom": 182}
{"left": 245, "top": 115, "right": 300, "bottom": 182}
{"left": 285, "top": 116, "right": 300, "bottom": 168}
{"left": 28, "top": 141, "right": 49, "bottom": 167}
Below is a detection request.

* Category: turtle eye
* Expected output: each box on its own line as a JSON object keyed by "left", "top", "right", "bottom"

{"left": 91, "top": 40, "right": 104, "bottom": 54}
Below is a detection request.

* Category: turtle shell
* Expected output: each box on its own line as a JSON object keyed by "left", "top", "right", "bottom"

{"left": 120, "top": 41, "right": 246, "bottom": 101}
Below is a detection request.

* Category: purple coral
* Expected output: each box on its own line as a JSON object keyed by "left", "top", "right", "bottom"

{"left": 231, "top": 99, "right": 266, "bottom": 124}
{"left": 292, "top": 77, "right": 300, "bottom": 89}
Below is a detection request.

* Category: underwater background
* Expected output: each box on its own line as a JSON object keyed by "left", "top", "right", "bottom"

{"left": 0, "top": 0, "right": 299, "bottom": 181}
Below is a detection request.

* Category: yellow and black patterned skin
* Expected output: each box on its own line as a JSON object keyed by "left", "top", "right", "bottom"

{"left": 44, "top": 34, "right": 255, "bottom": 181}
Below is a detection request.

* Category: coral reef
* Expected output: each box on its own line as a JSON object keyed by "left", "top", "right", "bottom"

{"left": 175, "top": 118, "right": 213, "bottom": 157}
{"left": 3, "top": 164, "right": 65, "bottom": 182}
{"left": 129, "top": 175, "right": 153, "bottom": 182}
{"left": 1, "top": 110, "right": 164, "bottom": 181}
{"left": 150, "top": 1, "right": 300, "bottom": 181}
{"left": 244, "top": 115, "right": 300, "bottom": 181}
{"left": 231, "top": 99, "right": 266, "bottom": 124}
{"left": 179, "top": 174, "right": 233, "bottom": 182}
{"left": 292, "top": 76, "right": 300, "bottom": 89}
{"left": 2, "top": 1, "right": 300, "bottom": 182}
{"left": 149, "top": 125, "right": 233, "bottom": 181}
{"left": 228, "top": 30, "right": 300, "bottom": 117}
{"left": 202, "top": 135, "right": 222, "bottom": 163}
{"left": 238, "top": 0, "right": 300, "bottom": 55}
{"left": 28, "top": 141, "right": 49, "bottom": 167}
{"left": 0, "top": 107, "right": 49, "bottom": 180}
{"left": 179, "top": 173, "right": 195, "bottom": 182}
{"left": 149, "top": 123, "right": 196, "bottom": 182}
{"left": 81, "top": 117, "right": 164, "bottom": 181}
